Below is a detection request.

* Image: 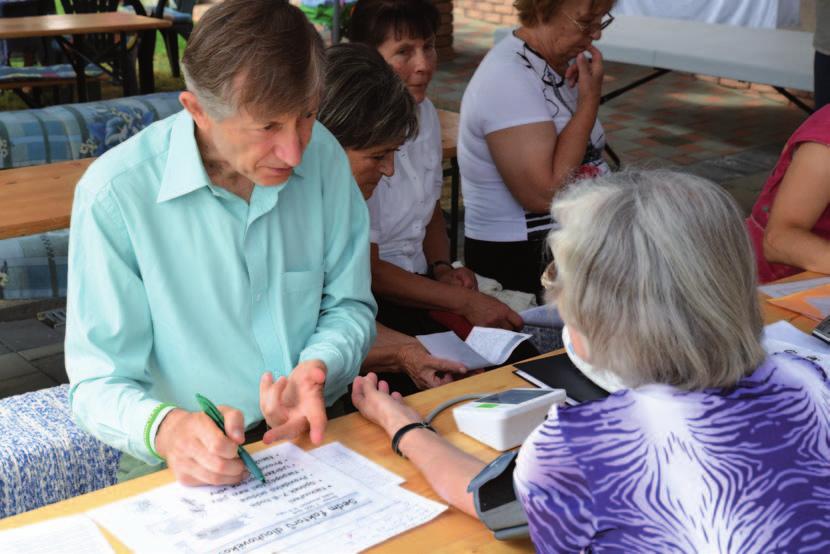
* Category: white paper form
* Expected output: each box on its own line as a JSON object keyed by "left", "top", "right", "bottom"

{"left": 763, "top": 320, "right": 830, "bottom": 354}
{"left": 310, "top": 442, "right": 404, "bottom": 488}
{"left": 87, "top": 442, "right": 445, "bottom": 554}
{"left": 758, "top": 276, "right": 830, "bottom": 298}
{"left": 417, "top": 328, "right": 531, "bottom": 369}
{"left": 0, "top": 515, "right": 113, "bottom": 554}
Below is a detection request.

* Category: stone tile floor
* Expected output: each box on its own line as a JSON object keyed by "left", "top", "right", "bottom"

{"left": 0, "top": 15, "right": 813, "bottom": 399}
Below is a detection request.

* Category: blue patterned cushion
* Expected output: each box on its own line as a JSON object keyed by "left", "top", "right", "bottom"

{"left": 0, "top": 91, "right": 182, "bottom": 169}
{"left": 0, "top": 385, "right": 121, "bottom": 518}
{"left": 0, "top": 231, "right": 67, "bottom": 300}
{"left": 522, "top": 325, "right": 564, "bottom": 354}
{"left": 0, "top": 63, "right": 104, "bottom": 82}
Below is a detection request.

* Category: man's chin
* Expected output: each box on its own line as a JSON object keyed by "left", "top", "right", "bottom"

{"left": 257, "top": 168, "right": 294, "bottom": 185}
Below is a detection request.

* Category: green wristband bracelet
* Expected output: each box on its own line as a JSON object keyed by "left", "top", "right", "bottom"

{"left": 144, "top": 402, "right": 176, "bottom": 461}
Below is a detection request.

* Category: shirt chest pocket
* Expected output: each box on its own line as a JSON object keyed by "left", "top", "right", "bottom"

{"left": 277, "top": 267, "right": 325, "bottom": 352}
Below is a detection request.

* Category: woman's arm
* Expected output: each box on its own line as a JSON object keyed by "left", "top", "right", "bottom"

{"left": 763, "top": 142, "right": 830, "bottom": 272}
{"left": 484, "top": 48, "right": 604, "bottom": 214}
{"left": 361, "top": 324, "right": 467, "bottom": 389}
{"left": 371, "top": 244, "right": 523, "bottom": 330}
{"left": 351, "top": 373, "right": 485, "bottom": 516}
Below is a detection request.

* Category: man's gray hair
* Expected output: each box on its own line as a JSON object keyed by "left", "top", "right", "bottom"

{"left": 181, "top": 0, "right": 325, "bottom": 121}
{"left": 546, "top": 170, "right": 765, "bottom": 390}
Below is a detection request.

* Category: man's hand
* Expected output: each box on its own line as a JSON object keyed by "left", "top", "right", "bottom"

{"left": 260, "top": 360, "right": 328, "bottom": 445}
{"left": 457, "top": 289, "right": 524, "bottom": 331}
{"left": 397, "top": 341, "right": 467, "bottom": 389}
{"left": 434, "top": 265, "right": 478, "bottom": 290}
{"left": 155, "top": 406, "right": 247, "bottom": 486}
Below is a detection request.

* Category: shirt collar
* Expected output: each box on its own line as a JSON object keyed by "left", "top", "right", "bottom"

{"left": 157, "top": 111, "right": 307, "bottom": 203}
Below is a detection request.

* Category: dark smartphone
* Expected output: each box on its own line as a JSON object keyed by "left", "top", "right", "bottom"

{"left": 812, "top": 315, "right": 830, "bottom": 344}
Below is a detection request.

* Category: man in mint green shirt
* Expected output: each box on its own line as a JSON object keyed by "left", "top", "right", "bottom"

{"left": 65, "top": 0, "right": 376, "bottom": 486}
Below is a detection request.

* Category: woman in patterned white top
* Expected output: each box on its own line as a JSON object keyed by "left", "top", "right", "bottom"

{"left": 350, "top": 170, "right": 830, "bottom": 552}
{"left": 459, "top": 0, "right": 614, "bottom": 294}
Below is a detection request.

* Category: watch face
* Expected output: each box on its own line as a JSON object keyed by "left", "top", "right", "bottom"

{"left": 478, "top": 389, "right": 552, "bottom": 405}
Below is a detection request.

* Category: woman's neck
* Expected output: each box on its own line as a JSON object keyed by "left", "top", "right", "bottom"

{"left": 515, "top": 25, "right": 569, "bottom": 75}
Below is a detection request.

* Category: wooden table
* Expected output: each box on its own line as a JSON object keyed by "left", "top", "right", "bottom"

{"left": 437, "top": 108, "right": 461, "bottom": 260}
{"left": 0, "top": 158, "right": 92, "bottom": 240}
{"left": 0, "top": 12, "right": 172, "bottom": 99}
{"left": 0, "top": 274, "right": 820, "bottom": 550}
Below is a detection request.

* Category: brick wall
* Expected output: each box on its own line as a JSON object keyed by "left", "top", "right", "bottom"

{"left": 433, "top": 0, "right": 456, "bottom": 59}
{"left": 455, "top": 0, "right": 518, "bottom": 26}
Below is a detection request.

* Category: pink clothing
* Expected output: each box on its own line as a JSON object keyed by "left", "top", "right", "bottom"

{"left": 747, "top": 105, "right": 830, "bottom": 283}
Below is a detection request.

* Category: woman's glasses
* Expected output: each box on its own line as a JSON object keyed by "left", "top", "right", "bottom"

{"left": 565, "top": 12, "right": 615, "bottom": 35}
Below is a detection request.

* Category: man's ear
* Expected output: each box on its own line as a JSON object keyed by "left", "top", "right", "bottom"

{"left": 179, "top": 91, "right": 212, "bottom": 130}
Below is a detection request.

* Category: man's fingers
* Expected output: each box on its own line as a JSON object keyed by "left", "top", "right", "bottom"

{"left": 264, "top": 416, "right": 309, "bottom": 444}
{"left": 217, "top": 405, "right": 245, "bottom": 444}
{"left": 507, "top": 310, "right": 524, "bottom": 330}
{"left": 429, "top": 358, "right": 467, "bottom": 374}
{"left": 197, "top": 413, "right": 240, "bottom": 459}
{"left": 259, "top": 372, "right": 274, "bottom": 416}
{"left": 175, "top": 456, "right": 247, "bottom": 487}
{"left": 306, "top": 405, "right": 327, "bottom": 445}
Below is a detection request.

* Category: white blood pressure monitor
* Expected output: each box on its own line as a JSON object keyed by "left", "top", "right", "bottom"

{"left": 453, "top": 388, "right": 567, "bottom": 451}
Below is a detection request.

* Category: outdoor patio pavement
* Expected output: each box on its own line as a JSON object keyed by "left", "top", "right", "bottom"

{"left": 0, "top": 15, "right": 814, "bottom": 399}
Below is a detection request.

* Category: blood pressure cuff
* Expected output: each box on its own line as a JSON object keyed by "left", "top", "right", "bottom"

{"left": 466, "top": 451, "right": 529, "bottom": 540}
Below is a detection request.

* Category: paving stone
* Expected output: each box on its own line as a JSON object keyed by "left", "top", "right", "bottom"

{"left": 18, "top": 342, "right": 64, "bottom": 362}
{"left": 0, "top": 342, "right": 9, "bottom": 355}
{"left": 30, "top": 353, "right": 68, "bottom": 385}
{"left": 0, "top": 352, "right": 39, "bottom": 380}
{"left": 0, "top": 319, "right": 65, "bottom": 352}
{"left": 0, "top": 373, "right": 58, "bottom": 400}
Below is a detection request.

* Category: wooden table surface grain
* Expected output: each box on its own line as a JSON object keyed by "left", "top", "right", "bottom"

{"left": 0, "top": 13, "right": 170, "bottom": 40}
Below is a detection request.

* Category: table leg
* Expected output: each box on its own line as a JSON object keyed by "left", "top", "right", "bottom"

{"left": 119, "top": 32, "right": 138, "bottom": 96}
{"left": 774, "top": 86, "right": 814, "bottom": 115}
{"left": 56, "top": 36, "right": 88, "bottom": 103}
{"left": 449, "top": 156, "right": 460, "bottom": 261}
{"left": 137, "top": 29, "right": 157, "bottom": 94}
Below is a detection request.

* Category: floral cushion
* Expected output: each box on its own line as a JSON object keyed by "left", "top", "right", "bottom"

{"left": 0, "top": 385, "right": 121, "bottom": 518}
{"left": 0, "top": 91, "right": 182, "bottom": 169}
{"left": 0, "top": 63, "right": 104, "bottom": 82}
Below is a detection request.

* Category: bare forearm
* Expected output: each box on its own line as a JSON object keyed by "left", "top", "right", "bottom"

{"left": 550, "top": 103, "right": 600, "bottom": 188}
{"left": 422, "top": 203, "right": 451, "bottom": 265}
{"left": 764, "top": 226, "right": 830, "bottom": 273}
{"left": 361, "top": 324, "right": 412, "bottom": 374}
{"left": 396, "top": 427, "right": 485, "bottom": 516}
{"left": 372, "top": 258, "right": 465, "bottom": 311}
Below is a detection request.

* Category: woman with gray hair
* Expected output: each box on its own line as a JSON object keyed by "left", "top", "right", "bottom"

{"left": 319, "top": 43, "right": 469, "bottom": 390}
{"left": 350, "top": 170, "right": 830, "bottom": 552}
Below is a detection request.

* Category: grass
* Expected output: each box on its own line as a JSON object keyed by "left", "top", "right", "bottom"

{"left": 0, "top": 31, "right": 186, "bottom": 111}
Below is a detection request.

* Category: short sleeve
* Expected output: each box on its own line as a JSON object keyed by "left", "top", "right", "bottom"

{"left": 470, "top": 51, "right": 553, "bottom": 136}
{"left": 514, "top": 405, "right": 596, "bottom": 552}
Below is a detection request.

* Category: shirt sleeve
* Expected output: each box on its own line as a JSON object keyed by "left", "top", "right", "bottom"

{"left": 514, "top": 405, "right": 596, "bottom": 552}
{"left": 65, "top": 171, "right": 169, "bottom": 465}
{"left": 299, "top": 140, "right": 378, "bottom": 403}
{"left": 471, "top": 55, "right": 553, "bottom": 137}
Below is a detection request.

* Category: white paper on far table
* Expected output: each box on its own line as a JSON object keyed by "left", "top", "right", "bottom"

{"left": 0, "top": 515, "right": 113, "bottom": 554}
{"left": 758, "top": 276, "right": 830, "bottom": 298}
{"left": 417, "top": 327, "right": 531, "bottom": 369}
{"left": 519, "top": 305, "right": 564, "bottom": 327}
{"left": 309, "top": 442, "right": 404, "bottom": 488}
{"left": 87, "top": 442, "right": 445, "bottom": 554}
{"left": 762, "top": 320, "right": 830, "bottom": 354}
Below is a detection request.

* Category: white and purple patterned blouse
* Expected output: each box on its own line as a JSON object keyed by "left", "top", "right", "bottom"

{"left": 514, "top": 352, "right": 830, "bottom": 553}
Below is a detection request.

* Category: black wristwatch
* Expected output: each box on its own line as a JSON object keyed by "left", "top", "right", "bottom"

{"left": 391, "top": 421, "right": 436, "bottom": 458}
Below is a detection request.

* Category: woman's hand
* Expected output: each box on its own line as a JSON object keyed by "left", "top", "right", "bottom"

{"left": 351, "top": 373, "right": 422, "bottom": 437}
{"left": 434, "top": 265, "right": 479, "bottom": 290}
{"left": 565, "top": 45, "right": 604, "bottom": 109}
{"left": 398, "top": 342, "right": 467, "bottom": 389}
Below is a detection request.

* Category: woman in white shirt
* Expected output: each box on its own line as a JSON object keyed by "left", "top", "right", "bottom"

{"left": 348, "top": 0, "right": 523, "bottom": 336}
{"left": 459, "top": 0, "right": 615, "bottom": 294}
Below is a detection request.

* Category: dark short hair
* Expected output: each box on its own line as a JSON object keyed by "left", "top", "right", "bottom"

{"left": 346, "top": 0, "right": 439, "bottom": 48}
{"left": 318, "top": 43, "right": 418, "bottom": 151}
{"left": 181, "top": 0, "right": 325, "bottom": 120}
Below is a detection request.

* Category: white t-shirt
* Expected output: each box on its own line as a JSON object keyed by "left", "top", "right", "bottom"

{"left": 367, "top": 98, "right": 443, "bottom": 274}
{"left": 459, "top": 32, "right": 610, "bottom": 242}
